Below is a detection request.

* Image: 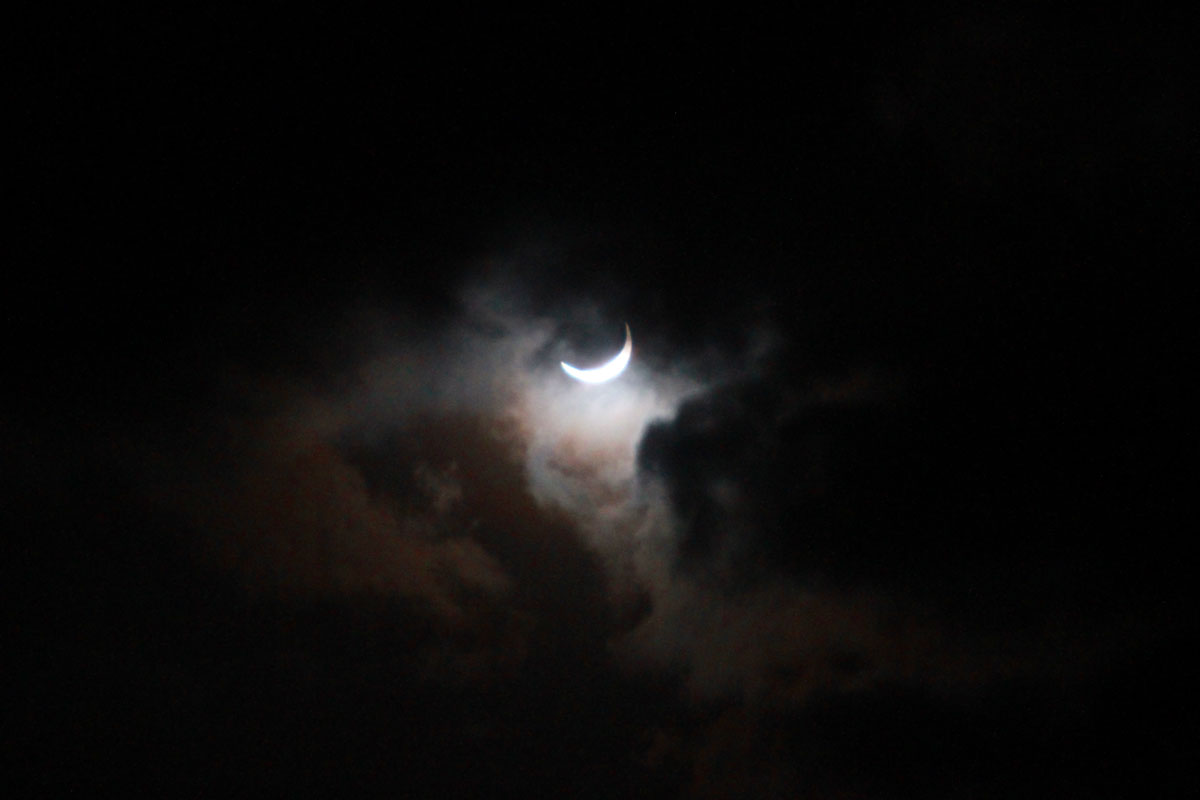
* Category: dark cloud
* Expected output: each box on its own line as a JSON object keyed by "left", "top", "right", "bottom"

{"left": 637, "top": 366, "right": 903, "bottom": 582}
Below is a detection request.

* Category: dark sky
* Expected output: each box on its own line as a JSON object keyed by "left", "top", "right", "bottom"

{"left": 6, "top": 9, "right": 1192, "bottom": 798}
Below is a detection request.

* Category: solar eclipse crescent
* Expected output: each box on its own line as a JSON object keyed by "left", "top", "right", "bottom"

{"left": 561, "top": 324, "right": 632, "bottom": 383}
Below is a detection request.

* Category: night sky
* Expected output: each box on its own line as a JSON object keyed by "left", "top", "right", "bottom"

{"left": 6, "top": 9, "right": 1192, "bottom": 798}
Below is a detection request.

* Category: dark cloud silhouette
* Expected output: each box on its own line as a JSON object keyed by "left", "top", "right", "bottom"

{"left": 637, "top": 367, "right": 903, "bottom": 581}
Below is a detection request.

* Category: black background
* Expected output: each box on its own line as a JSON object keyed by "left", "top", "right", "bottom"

{"left": 6, "top": 8, "right": 1192, "bottom": 797}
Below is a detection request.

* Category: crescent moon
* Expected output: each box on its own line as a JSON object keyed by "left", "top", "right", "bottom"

{"left": 561, "top": 324, "right": 632, "bottom": 383}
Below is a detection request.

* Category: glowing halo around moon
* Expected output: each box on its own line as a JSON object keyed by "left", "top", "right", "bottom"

{"left": 561, "top": 324, "right": 633, "bottom": 383}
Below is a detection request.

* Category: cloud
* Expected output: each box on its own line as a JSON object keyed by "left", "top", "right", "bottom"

{"left": 138, "top": 277, "right": 890, "bottom": 709}
{"left": 122, "top": 252, "right": 1164, "bottom": 723}
{"left": 130, "top": 266, "right": 671, "bottom": 684}
{"left": 176, "top": 409, "right": 512, "bottom": 622}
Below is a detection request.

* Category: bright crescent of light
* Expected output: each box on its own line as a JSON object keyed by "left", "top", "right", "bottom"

{"left": 561, "top": 324, "right": 632, "bottom": 383}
